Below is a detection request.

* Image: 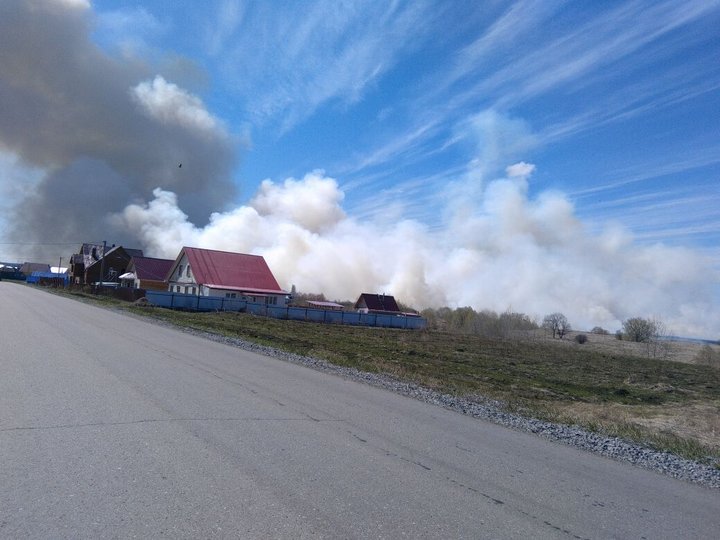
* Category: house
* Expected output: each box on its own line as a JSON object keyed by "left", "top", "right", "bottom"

{"left": 69, "top": 243, "right": 104, "bottom": 284}
{"left": 354, "top": 293, "right": 402, "bottom": 315}
{"left": 20, "top": 262, "right": 51, "bottom": 276}
{"left": 119, "top": 256, "right": 174, "bottom": 290}
{"left": 84, "top": 245, "right": 144, "bottom": 285}
{"left": 167, "top": 246, "right": 289, "bottom": 306}
{"left": 0, "top": 262, "right": 25, "bottom": 281}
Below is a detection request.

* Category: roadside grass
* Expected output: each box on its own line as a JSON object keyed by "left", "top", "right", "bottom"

{"left": 45, "top": 286, "right": 720, "bottom": 465}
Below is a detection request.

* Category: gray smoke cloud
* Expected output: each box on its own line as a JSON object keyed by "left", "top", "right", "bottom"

{"left": 0, "top": 0, "right": 236, "bottom": 258}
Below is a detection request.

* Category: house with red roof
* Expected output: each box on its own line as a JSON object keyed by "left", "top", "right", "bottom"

{"left": 166, "top": 247, "right": 289, "bottom": 306}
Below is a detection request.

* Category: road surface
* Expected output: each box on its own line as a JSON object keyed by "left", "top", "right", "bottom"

{"left": 1, "top": 282, "right": 718, "bottom": 538}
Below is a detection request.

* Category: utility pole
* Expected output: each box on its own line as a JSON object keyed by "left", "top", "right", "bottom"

{"left": 98, "top": 240, "right": 106, "bottom": 292}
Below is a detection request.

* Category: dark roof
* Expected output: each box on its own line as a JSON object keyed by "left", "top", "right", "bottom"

{"left": 130, "top": 257, "right": 174, "bottom": 281}
{"left": 180, "top": 247, "right": 284, "bottom": 293}
{"left": 86, "top": 246, "right": 144, "bottom": 270}
{"left": 354, "top": 293, "right": 401, "bottom": 313}
{"left": 20, "top": 262, "right": 51, "bottom": 274}
{"left": 75, "top": 243, "right": 104, "bottom": 269}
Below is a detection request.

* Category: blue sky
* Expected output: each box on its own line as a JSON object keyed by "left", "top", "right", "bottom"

{"left": 91, "top": 0, "right": 720, "bottom": 253}
{"left": 1, "top": 0, "right": 719, "bottom": 336}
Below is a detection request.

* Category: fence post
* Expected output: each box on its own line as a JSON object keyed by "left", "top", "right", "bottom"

{"left": 170, "top": 293, "right": 174, "bottom": 308}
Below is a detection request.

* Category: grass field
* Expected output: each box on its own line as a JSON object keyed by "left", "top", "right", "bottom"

{"left": 49, "top": 287, "right": 720, "bottom": 465}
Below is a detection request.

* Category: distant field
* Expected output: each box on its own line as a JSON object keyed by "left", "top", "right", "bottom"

{"left": 47, "top": 287, "right": 720, "bottom": 465}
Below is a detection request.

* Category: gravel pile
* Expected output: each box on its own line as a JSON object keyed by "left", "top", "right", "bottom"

{"left": 171, "top": 323, "right": 720, "bottom": 489}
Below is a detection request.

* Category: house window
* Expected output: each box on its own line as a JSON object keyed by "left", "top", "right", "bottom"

{"left": 191, "top": 287, "right": 196, "bottom": 295}
{"left": 225, "top": 292, "right": 237, "bottom": 299}
{"left": 178, "top": 265, "right": 183, "bottom": 278}
{"left": 186, "top": 266, "right": 191, "bottom": 277}
{"left": 176, "top": 285, "right": 181, "bottom": 293}
{"left": 266, "top": 296, "right": 277, "bottom": 305}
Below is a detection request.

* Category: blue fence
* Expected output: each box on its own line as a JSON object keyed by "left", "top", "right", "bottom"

{"left": 145, "top": 290, "right": 426, "bottom": 330}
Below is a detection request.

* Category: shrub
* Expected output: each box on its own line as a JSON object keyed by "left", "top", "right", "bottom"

{"left": 615, "top": 330, "right": 623, "bottom": 340}
{"left": 574, "top": 334, "right": 588, "bottom": 344}
{"left": 591, "top": 326, "right": 609, "bottom": 335}
{"left": 695, "top": 345, "right": 720, "bottom": 368}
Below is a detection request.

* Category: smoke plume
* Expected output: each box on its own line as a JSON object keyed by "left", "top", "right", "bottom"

{"left": 0, "top": 0, "right": 236, "bottom": 255}
{"left": 117, "top": 167, "right": 719, "bottom": 338}
{"left": 1, "top": 1, "right": 717, "bottom": 338}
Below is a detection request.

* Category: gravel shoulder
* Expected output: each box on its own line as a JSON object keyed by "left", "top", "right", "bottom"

{"left": 126, "top": 309, "right": 720, "bottom": 489}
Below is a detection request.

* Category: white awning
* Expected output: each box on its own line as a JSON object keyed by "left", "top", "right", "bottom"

{"left": 119, "top": 272, "right": 136, "bottom": 280}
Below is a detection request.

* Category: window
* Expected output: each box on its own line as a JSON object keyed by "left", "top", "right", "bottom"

{"left": 186, "top": 266, "right": 191, "bottom": 278}
{"left": 191, "top": 287, "right": 196, "bottom": 295}
{"left": 184, "top": 286, "right": 189, "bottom": 294}
{"left": 178, "top": 264, "right": 183, "bottom": 278}
{"left": 225, "top": 292, "right": 237, "bottom": 299}
{"left": 266, "top": 296, "right": 277, "bottom": 305}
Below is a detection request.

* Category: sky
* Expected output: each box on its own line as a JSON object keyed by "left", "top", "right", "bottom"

{"left": 0, "top": 0, "right": 718, "bottom": 337}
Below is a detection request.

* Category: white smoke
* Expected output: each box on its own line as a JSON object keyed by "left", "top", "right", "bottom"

{"left": 132, "top": 76, "right": 220, "bottom": 134}
{"left": 116, "top": 166, "right": 719, "bottom": 338}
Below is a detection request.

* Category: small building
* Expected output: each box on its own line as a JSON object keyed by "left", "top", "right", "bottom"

{"left": 307, "top": 301, "right": 345, "bottom": 311}
{"left": 120, "top": 256, "right": 174, "bottom": 290}
{"left": 167, "top": 246, "right": 289, "bottom": 306}
{"left": 354, "top": 293, "right": 401, "bottom": 315}
{"left": 20, "top": 262, "right": 51, "bottom": 276}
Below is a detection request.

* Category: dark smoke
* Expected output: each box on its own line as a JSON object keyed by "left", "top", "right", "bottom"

{"left": 0, "top": 0, "right": 236, "bottom": 258}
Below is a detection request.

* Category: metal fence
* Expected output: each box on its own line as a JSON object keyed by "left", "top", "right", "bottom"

{"left": 145, "top": 290, "right": 426, "bottom": 330}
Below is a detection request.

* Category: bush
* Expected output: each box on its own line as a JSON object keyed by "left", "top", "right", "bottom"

{"left": 574, "top": 334, "right": 588, "bottom": 344}
{"left": 591, "top": 326, "right": 609, "bottom": 335}
{"left": 695, "top": 345, "right": 720, "bottom": 368}
{"left": 615, "top": 330, "right": 623, "bottom": 340}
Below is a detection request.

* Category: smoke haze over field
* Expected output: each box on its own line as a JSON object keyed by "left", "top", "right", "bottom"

{"left": 117, "top": 167, "right": 719, "bottom": 339}
{"left": 1, "top": 0, "right": 718, "bottom": 338}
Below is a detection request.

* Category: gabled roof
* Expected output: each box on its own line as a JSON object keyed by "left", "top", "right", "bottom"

{"left": 74, "top": 243, "right": 104, "bottom": 268}
{"left": 129, "top": 256, "right": 174, "bottom": 281}
{"left": 85, "top": 245, "right": 144, "bottom": 270}
{"left": 179, "top": 247, "right": 284, "bottom": 293}
{"left": 354, "top": 293, "right": 401, "bottom": 313}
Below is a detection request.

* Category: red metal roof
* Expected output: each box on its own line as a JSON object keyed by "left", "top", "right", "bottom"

{"left": 130, "top": 257, "right": 174, "bottom": 281}
{"left": 182, "top": 247, "right": 284, "bottom": 292}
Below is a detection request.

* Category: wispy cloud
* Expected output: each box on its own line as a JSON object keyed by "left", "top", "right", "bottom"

{"left": 209, "top": 0, "right": 434, "bottom": 131}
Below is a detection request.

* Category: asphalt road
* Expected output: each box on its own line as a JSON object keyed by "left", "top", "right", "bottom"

{"left": 1, "top": 282, "right": 718, "bottom": 539}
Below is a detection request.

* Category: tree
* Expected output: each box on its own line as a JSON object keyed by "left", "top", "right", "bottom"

{"left": 621, "top": 317, "right": 657, "bottom": 343}
{"left": 622, "top": 317, "right": 673, "bottom": 359}
{"left": 543, "top": 312, "right": 571, "bottom": 339}
{"left": 591, "top": 326, "right": 609, "bottom": 335}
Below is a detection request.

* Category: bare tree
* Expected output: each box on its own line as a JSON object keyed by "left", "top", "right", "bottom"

{"left": 543, "top": 312, "right": 571, "bottom": 339}
{"left": 621, "top": 317, "right": 656, "bottom": 343}
{"left": 622, "top": 317, "right": 673, "bottom": 359}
